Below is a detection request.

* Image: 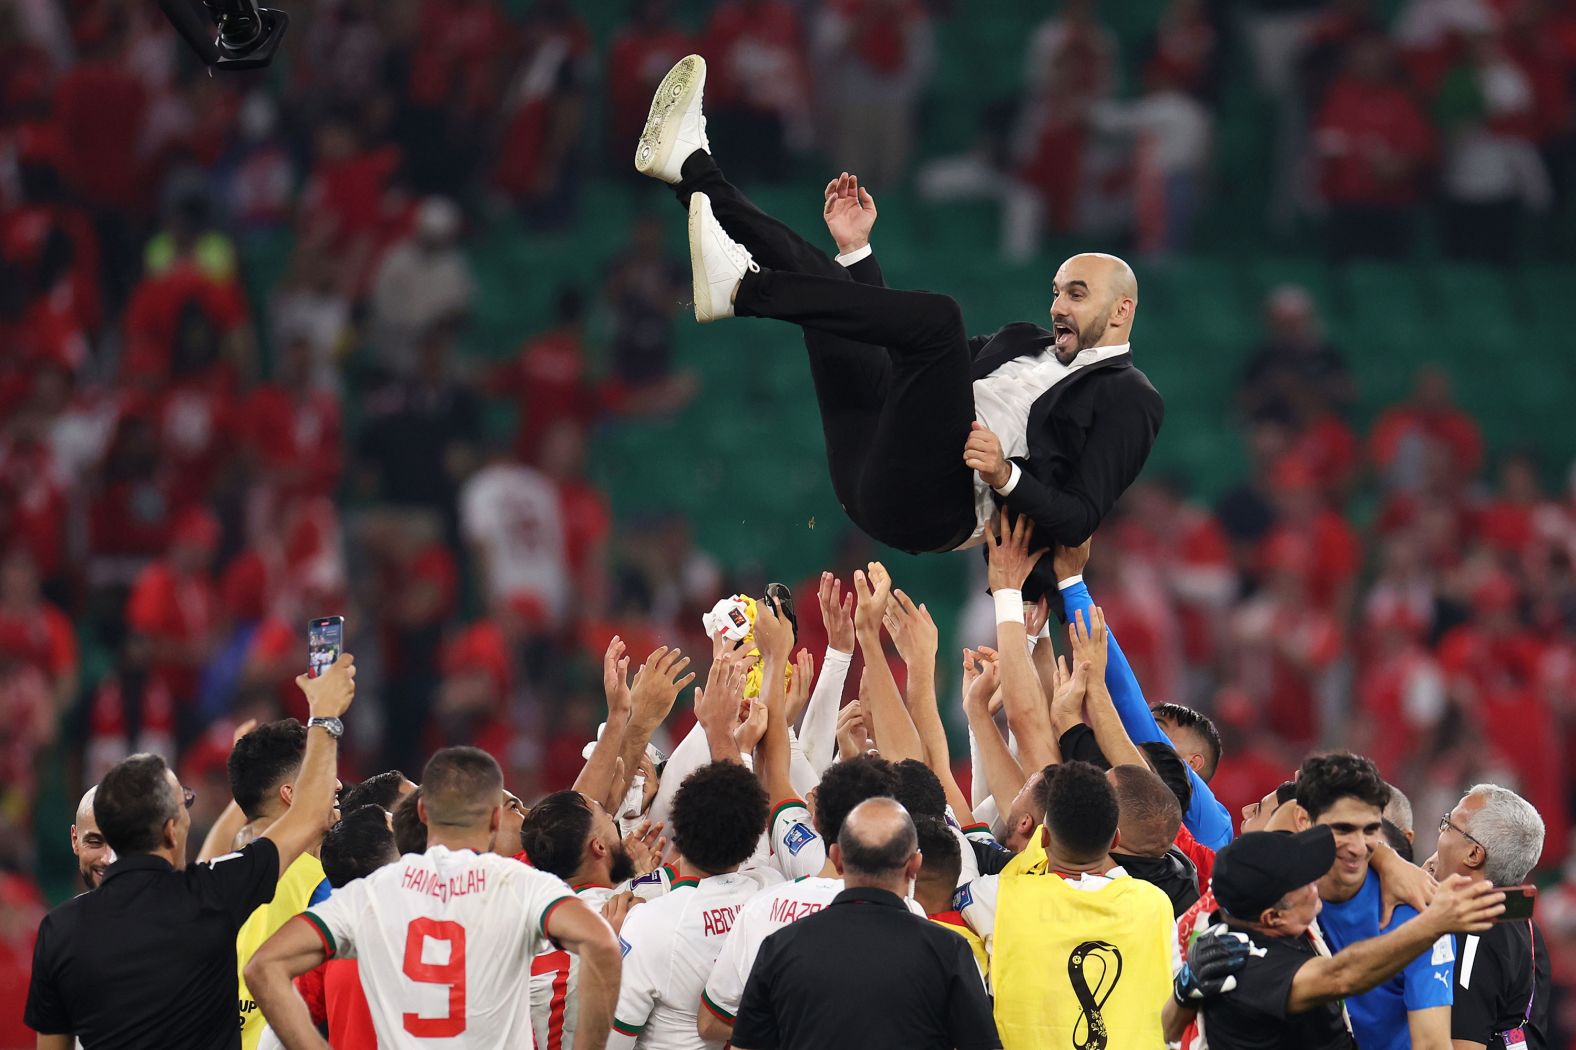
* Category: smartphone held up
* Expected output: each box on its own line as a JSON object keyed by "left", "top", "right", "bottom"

{"left": 308, "top": 616, "right": 345, "bottom": 679}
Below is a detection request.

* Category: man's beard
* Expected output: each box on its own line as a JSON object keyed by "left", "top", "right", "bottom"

{"left": 610, "top": 845, "right": 637, "bottom": 885}
{"left": 80, "top": 866, "right": 101, "bottom": 891}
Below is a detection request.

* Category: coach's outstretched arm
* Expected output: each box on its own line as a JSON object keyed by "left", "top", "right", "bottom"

{"left": 261, "top": 655, "right": 357, "bottom": 876}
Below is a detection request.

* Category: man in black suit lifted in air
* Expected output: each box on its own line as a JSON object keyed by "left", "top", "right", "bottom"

{"left": 637, "top": 56, "right": 1163, "bottom": 595}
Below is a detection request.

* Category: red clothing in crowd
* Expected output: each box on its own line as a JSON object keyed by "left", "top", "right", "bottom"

{"left": 493, "top": 326, "right": 601, "bottom": 464}
{"left": 296, "top": 958, "right": 378, "bottom": 1050}
{"left": 1314, "top": 78, "right": 1434, "bottom": 206}
{"left": 241, "top": 384, "right": 344, "bottom": 500}
{"left": 52, "top": 59, "right": 151, "bottom": 214}
{"left": 406, "top": 0, "right": 512, "bottom": 115}
{"left": 0, "top": 601, "right": 77, "bottom": 690}
{"left": 121, "top": 267, "right": 249, "bottom": 378}
{"left": 0, "top": 438, "right": 69, "bottom": 580}
{"left": 702, "top": 1, "right": 807, "bottom": 111}
{"left": 824, "top": 0, "right": 928, "bottom": 74}
{"left": 1369, "top": 403, "right": 1484, "bottom": 479}
{"left": 126, "top": 562, "right": 217, "bottom": 704}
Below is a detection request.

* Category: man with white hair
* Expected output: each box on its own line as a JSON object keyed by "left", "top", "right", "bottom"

{"left": 1433, "top": 784, "right": 1551, "bottom": 1049}
{"left": 69, "top": 786, "right": 113, "bottom": 891}
{"left": 635, "top": 56, "right": 1163, "bottom": 589}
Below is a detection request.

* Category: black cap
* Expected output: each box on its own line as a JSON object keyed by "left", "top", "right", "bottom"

{"left": 1212, "top": 826, "right": 1335, "bottom": 921}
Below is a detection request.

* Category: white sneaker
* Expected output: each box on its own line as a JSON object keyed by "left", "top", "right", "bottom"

{"left": 635, "top": 54, "right": 710, "bottom": 184}
{"left": 688, "top": 191, "right": 758, "bottom": 324}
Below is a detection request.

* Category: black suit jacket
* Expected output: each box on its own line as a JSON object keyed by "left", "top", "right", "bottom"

{"left": 968, "top": 321, "right": 1164, "bottom": 597}
{"left": 846, "top": 258, "right": 1163, "bottom": 597}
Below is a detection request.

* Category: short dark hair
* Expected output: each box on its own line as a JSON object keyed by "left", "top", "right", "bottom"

{"left": 838, "top": 805, "right": 918, "bottom": 877}
{"left": 228, "top": 720, "right": 307, "bottom": 820}
{"left": 670, "top": 761, "right": 768, "bottom": 874}
{"left": 339, "top": 771, "right": 408, "bottom": 816}
{"left": 520, "top": 791, "right": 595, "bottom": 880}
{"left": 893, "top": 759, "right": 947, "bottom": 819}
{"left": 1150, "top": 703, "right": 1222, "bottom": 780}
{"left": 421, "top": 747, "right": 504, "bottom": 829}
{"left": 914, "top": 815, "right": 961, "bottom": 888}
{"left": 1296, "top": 753, "right": 1390, "bottom": 821}
{"left": 1275, "top": 781, "right": 1300, "bottom": 807}
{"left": 1381, "top": 820, "right": 1414, "bottom": 863}
{"left": 1027, "top": 763, "right": 1058, "bottom": 824}
{"left": 1110, "top": 763, "right": 1182, "bottom": 845}
{"left": 393, "top": 787, "right": 427, "bottom": 854}
{"left": 811, "top": 755, "right": 899, "bottom": 842}
{"left": 1139, "top": 741, "right": 1193, "bottom": 815}
{"left": 96, "top": 753, "right": 178, "bottom": 854}
{"left": 1045, "top": 761, "right": 1120, "bottom": 863}
{"left": 322, "top": 805, "right": 398, "bottom": 888}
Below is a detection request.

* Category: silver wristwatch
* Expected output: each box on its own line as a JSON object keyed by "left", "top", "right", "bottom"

{"left": 307, "top": 716, "right": 345, "bottom": 739}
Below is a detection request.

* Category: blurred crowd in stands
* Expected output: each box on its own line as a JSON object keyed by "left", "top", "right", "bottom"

{"left": 1, "top": 0, "right": 1576, "bottom": 1041}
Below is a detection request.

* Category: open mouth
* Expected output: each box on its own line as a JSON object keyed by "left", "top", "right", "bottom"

{"left": 1052, "top": 320, "right": 1077, "bottom": 351}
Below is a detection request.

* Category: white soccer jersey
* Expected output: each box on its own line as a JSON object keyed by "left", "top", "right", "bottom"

{"left": 700, "top": 876, "right": 926, "bottom": 1024}
{"left": 611, "top": 868, "right": 782, "bottom": 1049}
{"left": 305, "top": 847, "right": 575, "bottom": 1049}
{"left": 530, "top": 869, "right": 677, "bottom": 1050}
{"left": 766, "top": 799, "right": 825, "bottom": 881}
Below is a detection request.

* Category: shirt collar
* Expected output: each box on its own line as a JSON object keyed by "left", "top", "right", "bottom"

{"left": 1068, "top": 342, "right": 1130, "bottom": 367}
{"left": 101, "top": 853, "right": 175, "bottom": 882}
{"left": 831, "top": 886, "right": 910, "bottom": 910}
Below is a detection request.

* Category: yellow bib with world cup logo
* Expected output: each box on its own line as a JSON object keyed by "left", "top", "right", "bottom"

{"left": 992, "top": 827, "right": 1174, "bottom": 1050}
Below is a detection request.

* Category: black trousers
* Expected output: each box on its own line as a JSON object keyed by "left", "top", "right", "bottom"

{"left": 673, "top": 154, "right": 978, "bottom": 553}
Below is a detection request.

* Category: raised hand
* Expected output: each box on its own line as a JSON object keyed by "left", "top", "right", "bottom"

{"left": 1054, "top": 538, "right": 1092, "bottom": 582}
{"left": 603, "top": 636, "right": 632, "bottom": 720}
{"left": 961, "top": 648, "right": 1001, "bottom": 718}
{"left": 785, "top": 648, "right": 816, "bottom": 725}
{"left": 696, "top": 653, "right": 747, "bottom": 737}
{"left": 986, "top": 509, "right": 1046, "bottom": 592}
{"left": 1069, "top": 607, "right": 1109, "bottom": 682}
{"left": 1174, "top": 924, "right": 1254, "bottom": 1005}
{"left": 964, "top": 421, "right": 1012, "bottom": 490}
{"left": 754, "top": 593, "right": 794, "bottom": 665}
{"left": 835, "top": 699, "right": 872, "bottom": 759}
{"left": 629, "top": 647, "right": 695, "bottom": 728}
{"left": 818, "top": 572, "right": 855, "bottom": 655}
{"left": 1050, "top": 654, "right": 1090, "bottom": 728}
{"left": 622, "top": 820, "right": 668, "bottom": 877}
{"left": 1025, "top": 596, "right": 1051, "bottom": 639}
{"left": 601, "top": 891, "right": 644, "bottom": 935}
{"left": 822, "top": 171, "right": 877, "bottom": 255}
{"left": 734, "top": 696, "right": 769, "bottom": 753}
{"left": 884, "top": 589, "right": 939, "bottom": 668}
{"left": 297, "top": 653, "right": 356, "bottom": 718}
{"left": 852, "top": 562, "right": 893, "bottom": 639}
{"left": 1424, "top": 874, "right": 1505, "bottom": 934}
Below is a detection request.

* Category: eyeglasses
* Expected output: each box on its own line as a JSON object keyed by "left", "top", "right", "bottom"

{"left": 182, "top": 787, "right": 197, "bottom": 810}
{"left": 1439, "top": 814, "right": 1482, "bottom": 849}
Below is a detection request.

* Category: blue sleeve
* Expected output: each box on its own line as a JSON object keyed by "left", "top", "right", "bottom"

{"left": 1059, "top": 579, "right": 1234, "bottom": 849}
{"left": 1398, "top": 909, "right": 1456, "bottom": 1011}
{"left": 308, "top": 877, "right": 333, "bottom": 907}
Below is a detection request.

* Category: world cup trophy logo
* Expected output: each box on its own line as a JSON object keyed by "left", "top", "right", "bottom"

{"left": 1067, "top": 940, "right": 1124, "bottom": 1050}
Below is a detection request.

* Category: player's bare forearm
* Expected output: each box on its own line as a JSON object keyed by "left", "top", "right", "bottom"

{"left": 568, "top": 931, "right": 622, "bottom": 1050}
{"left": 963, "top": 699, "right": 1025, "bottom": 822}
{"left": 856, "top": 625, "right": 924, "bottom": 763}
{"left": 576, "top": 709, "right": 631, "bottom": 813}
{"left": 36, "top": 1035, "right": 72, "bottom": 1050}
{"left": 1162, "top": 998, "right": 1197, "bottom": 1043}
{"left": 1085, "top": 681, "right": 1147, "bottom": 768}
{"left": 996, "top": 619, "right": 1057, "bottom": 770}
{"left": 246, "top": 920, "right": 330, "bottom": 1050}
{"left": 759, "top": 648, "right": 797, "bottom": 805}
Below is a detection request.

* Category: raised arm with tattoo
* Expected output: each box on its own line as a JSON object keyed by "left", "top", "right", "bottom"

{"left": 849, "top": 563, "right": 924, "bottom": 763}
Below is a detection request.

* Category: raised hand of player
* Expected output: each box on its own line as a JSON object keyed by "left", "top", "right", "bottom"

{"left": 1049, "top": 653, "right": 1090, "bottom": 726}
{"left": 1025, "top": 596, "right": 1051, "bottom": 639}
{"left": 964, "top": 421, "right": 1012, "bottom": 490}
{"left": 986, "top": 509, "right": 1046, "bottom": 592}
{"left": 961, "top": 647, "right": 1001, "bottom": 719}
{"left": 754, "top": 593, "right": 794, "bottom": 665}
{"left": 623, "top": 820, "right": 668, "bottom": 877}
{"left": 1054, "top": 538, "right": 1092, "bottom": 582}
{"left": 696, "top": 653, "right": 746, "bottom": 736}
{"left": 297, "top": 652, "right": 356, "bottom": 718}
{"left": 884, "top": 589, "right": 939, "bottom": 669}
{"left": 822, "top": 171, "right": 877, "bottom": 255}
{"left": 735, "top": 696, "right": 769, "bottom": 753}
{"left": 1069, "top": 607, "right": 1109, "bottom": 682}
{"left": 603, "top": 635, "right": 632, "bottom": 721}
{"left": 852, "top": 562, "right": 893, "bottom": 640}
{"left": 836, "top": 699, "right": 873, "bottom": 760}
{"left": 1424, "top": 875, "right": 1505, "bottom": 934}
{"left": 785, "top": 648, "right": 816, "bottom": 725}
{"left": 629, "top": 646, "right": 695, "bottom": 728}
{"left": 818, "top": 572, "right": 855, "bottom": 655}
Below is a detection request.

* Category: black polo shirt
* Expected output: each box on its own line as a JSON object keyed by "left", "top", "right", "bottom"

{"left": 1452, "top": 921, "right": 1551, "bottom": 1049}
{"left": 731, "top": 886, "right": 1000, "bottom": 1050}
{"left": 25, "top": 839, "right": 280, "bottom": 1048}
{"left": 1199, "top": 919, "right": 1355, "bottom": 1050}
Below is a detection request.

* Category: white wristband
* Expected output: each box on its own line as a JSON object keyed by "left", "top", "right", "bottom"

{"left": 993, "top": 588, "right": 1024, "bottom": 625}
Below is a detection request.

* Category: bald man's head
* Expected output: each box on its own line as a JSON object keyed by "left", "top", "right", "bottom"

{"left": 834, "top": 797, "right": 920, "bottom": 886}
{"left": 71, "top": 785, "right": 114, "bottom": 890}
{"left": 1049, "top": 253, "right": 1139, "bottom": 363}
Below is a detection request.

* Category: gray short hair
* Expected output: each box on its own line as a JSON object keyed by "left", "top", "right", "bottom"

{"left": 1383, "top": 782, "right": 1413, "bottom": 835}
{"left": 1464, "top": 784, "right": 1545, "bottom": 885}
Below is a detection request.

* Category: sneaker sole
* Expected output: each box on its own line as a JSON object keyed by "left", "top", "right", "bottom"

{"left": 688, "top": 192, "right": 725, "bottom": 324}
{"left": 635, "top": 55, "right": 705, "bottom": 182}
